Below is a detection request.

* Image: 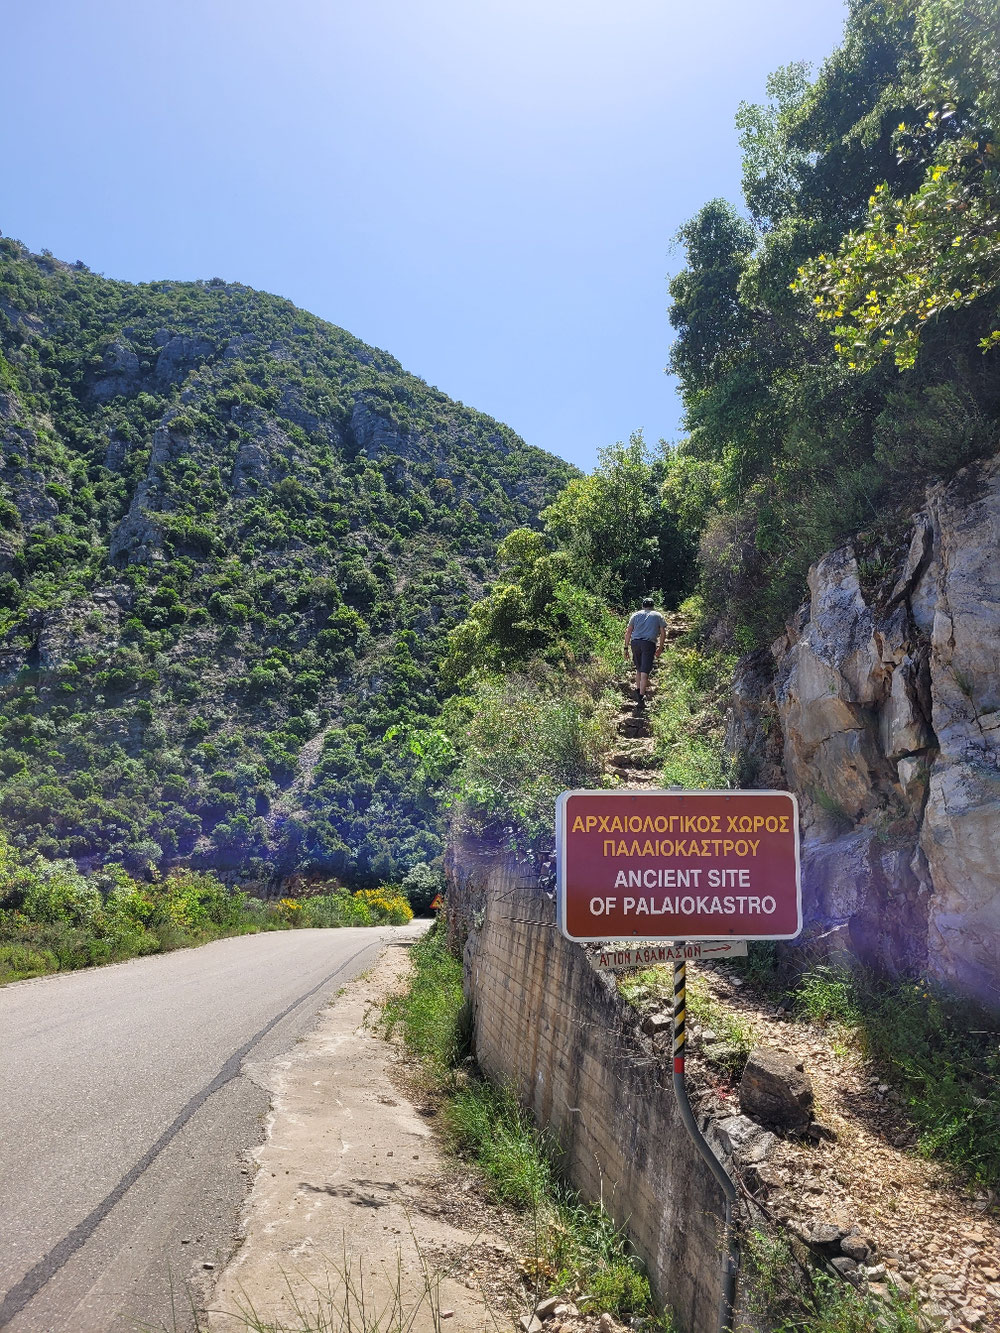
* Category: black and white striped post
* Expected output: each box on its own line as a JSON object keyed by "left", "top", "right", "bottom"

{"left": 672, "top": 947, "right": 738, "bottom": 1333}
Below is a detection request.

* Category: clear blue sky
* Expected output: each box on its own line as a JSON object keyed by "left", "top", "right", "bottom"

{"left": 2, "top": 0, "right": 847, "bottom": 471}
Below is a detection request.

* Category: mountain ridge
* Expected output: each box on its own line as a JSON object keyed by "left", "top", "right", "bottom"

{"left": 0, "top": 234, "right": 575, "bottom": 882}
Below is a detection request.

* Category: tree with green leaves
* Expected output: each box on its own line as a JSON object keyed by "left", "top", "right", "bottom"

{"left": 665, "top": 0, "right": 1000, "bottom": 645}
{"left": 540, "top": 431, "right": 693, "bottom": 608}
{"left": 796, "top": 0, "right": 1000, "bottom": 371}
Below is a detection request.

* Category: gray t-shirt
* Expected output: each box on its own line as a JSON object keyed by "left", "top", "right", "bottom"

{"left": 628, "top": 609, "right": 665, "bottom": 642}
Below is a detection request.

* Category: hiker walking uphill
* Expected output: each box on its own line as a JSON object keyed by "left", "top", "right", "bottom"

{"left": 624, "top": 596, "right": 666, "bottom": 710}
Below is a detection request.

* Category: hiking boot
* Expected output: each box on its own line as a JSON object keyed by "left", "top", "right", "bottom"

{"left": 636, "top": 695, "right": 646, "bottom": 712}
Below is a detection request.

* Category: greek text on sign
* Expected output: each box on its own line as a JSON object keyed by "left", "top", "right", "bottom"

{"left": 597, "top": 940, "right": 748, "bottom": 971}
{"left": 557, "top": 789, "right": 801, "bottom": 943}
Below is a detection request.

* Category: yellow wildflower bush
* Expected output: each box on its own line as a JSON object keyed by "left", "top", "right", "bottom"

{"left": 272, "top": 897, "right": 304, "bottom": 924}
{"left": 353, "top": 888, "right": 413, "bottom": 926}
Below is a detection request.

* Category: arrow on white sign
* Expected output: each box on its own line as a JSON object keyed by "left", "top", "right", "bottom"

{"left": 596, "top": 940, "right": 749, "bottom": 972}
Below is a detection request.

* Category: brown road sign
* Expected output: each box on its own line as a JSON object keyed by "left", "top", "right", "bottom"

{"left": 557, "top": 788, "right": 801, "bottom": 943}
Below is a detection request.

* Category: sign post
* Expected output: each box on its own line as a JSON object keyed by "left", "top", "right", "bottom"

{"left": 556, "top": 788, "right": 802, "bottom": 1333}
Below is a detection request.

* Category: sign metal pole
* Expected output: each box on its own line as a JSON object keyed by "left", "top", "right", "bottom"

{"left": 672, "top": 950, "right": 738, "bottom": 1333}
{"left": 555, "top": 788, "right": 803, "bottom": 1333}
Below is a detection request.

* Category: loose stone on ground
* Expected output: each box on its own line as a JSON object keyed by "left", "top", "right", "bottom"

{"left": 677, "top": 963, "right": 1000, "bottom": 1332}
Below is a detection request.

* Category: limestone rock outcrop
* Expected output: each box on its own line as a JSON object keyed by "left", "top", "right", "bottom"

{"left": 739, "top": 1048, "right": 814, "bottom": 1133}
{"left": 729, "top": 454, "right": 1000, "bottom": 1008}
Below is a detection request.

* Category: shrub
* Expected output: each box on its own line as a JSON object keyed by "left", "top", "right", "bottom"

{"left": 298, "top": 893, "right": 349, "bottom": 928}
{"left": 400, "top": 861, "right": 444, "bottom": 915}
{"left": 272, "top": 897, "right": 305, "bottom": 925}
{"left": 336, "top": 894, "right": 374, "bottom": 926}
{"left": 0, "top": 942, "right": 58, "bottom": 983}
{"left": 444, "top": 670, "right": 616, "bottom": 849}
{"left": 28, "top": 920, "right": 113, "bottom": 970}
{"left": 21, "top": 861, "right": 102, "bottom": 928}
{"left": 353, "top": 887, "right": 413, "bottom": 925}
{"left": 99, "top": 921, "right": 160, "bottom": 959}
{"left": 650, "top": 633, "right": 733, "bottom": 789}
{"left": 152, "top": 870, "right": 248, "bottom": 932}
{"left": 104, "top": 879, "right": 155, "bottom": 928}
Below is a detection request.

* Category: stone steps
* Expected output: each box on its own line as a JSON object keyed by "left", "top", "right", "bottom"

{"left": 607, "top": 766, "right": 660, "bottom": 787}
{"left": 617, "top": 715, "right": 653, "bottom": 739}
{"left": 607, "top": 674, "right": 660, "bottom": 785}
{"left": 608, "top": 744, "right": 658, "bottom": 770}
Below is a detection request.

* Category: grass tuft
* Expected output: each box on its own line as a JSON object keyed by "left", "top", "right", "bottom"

{"left": 381, "top": 927, "right": 468, "bottom": 1073}
{"left": 444, "top": 1080, "right": 553, "bottom": 1208}
{"left": 793, "top": 965, "right": 860, "bottom": 1026}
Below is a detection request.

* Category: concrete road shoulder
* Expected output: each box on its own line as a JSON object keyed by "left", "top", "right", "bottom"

{"left": 207, "top": 933, "right": 495, "bottom": 1333}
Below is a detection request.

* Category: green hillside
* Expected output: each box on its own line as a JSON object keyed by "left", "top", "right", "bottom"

{"left": 0, "top": 238, "right": 574, "bottom": 882}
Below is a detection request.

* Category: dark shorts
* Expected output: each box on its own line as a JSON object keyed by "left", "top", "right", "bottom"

{"left": 631, "top": 639, "right": 657, "bottom": 674}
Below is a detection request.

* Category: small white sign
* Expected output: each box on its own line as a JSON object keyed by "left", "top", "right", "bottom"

{"left": 596, "top": 940, "right": 749, "bottom": 971}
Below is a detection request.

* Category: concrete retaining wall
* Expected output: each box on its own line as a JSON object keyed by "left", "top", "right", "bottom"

{"left": 446, "top": 835, "right": 759, "bottom": 1333}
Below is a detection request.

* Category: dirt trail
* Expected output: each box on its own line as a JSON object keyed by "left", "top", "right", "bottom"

{"left": 606, "top": 683, "right": 659, "bottom": 788}
{"left": 208, "top": 936, "right": 505, "bottom": 1333}
{"left": 686, "top": 964, "right": 1000, "bottom": 1332}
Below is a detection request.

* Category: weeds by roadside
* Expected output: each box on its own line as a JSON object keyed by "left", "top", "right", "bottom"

{"left": 209, "top": 1244, "right": 464, "bottom": 1333}
{"left": 445, "top": 1080, "right": 553, "bottom": 1208}
{"left": 383, "top": 924, "right": 676, "bottom": 1331}
{"left": 381, "top": 927, "right": 469, "bottom": 1074}
{"left": 445, "top": 1080, "right": 657, "bottom": 1319}
{"left": 0, "top": 835, "right": 414, "bottom": 986}
{"left": 146, "top": 1231, "right": 495, "bottom": 1333}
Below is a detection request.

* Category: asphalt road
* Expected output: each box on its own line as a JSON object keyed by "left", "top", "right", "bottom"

{"left": 0, "top": 926, "right": 417, "bottom": 1333}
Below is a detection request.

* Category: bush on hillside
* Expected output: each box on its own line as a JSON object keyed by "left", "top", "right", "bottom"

{"left": 444, "top": 668, "right": 616, "bottom": 850}
{"left": 400, "top": 860, "right": 444, "bottom": 915}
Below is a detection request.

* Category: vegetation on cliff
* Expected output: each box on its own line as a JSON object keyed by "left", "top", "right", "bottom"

{"left": 667, "top": 0, "right": 1000, "bottom": 646}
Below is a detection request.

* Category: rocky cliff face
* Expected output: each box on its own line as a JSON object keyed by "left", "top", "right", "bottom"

{"left": 729, "top": 455, "right": 1000, "bottom": 1009}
